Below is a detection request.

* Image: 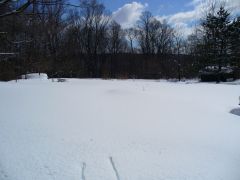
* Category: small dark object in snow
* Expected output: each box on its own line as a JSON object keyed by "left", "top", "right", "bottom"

{"left": 230, "top": 108, "right": 240, "bottom": 116}
{"left": 57, "top": 78, "right": 66, "bottom": 82}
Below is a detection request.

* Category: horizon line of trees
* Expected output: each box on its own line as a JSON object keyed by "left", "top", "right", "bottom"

{"left": 0, "top": 0, "right": 239, "bottom": 81}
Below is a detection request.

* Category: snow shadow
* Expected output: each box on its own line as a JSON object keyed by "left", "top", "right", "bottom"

{"left": 230, "top": 108, "right": 240, "bottom": 116}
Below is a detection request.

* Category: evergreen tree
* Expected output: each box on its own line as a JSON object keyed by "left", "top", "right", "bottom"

{"left": 215, "top": 7, "right": 231, "bottom": 69}
{"left": 202, "top": 6, "right": 231, "bottom": 71}
{"left": 229, "top": 17, "right": 240, "bottom": 68}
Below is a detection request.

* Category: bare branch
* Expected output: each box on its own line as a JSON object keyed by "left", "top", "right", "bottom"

{"left": 0, "top": 0, "right": 11, "bottom": 6}
{"left": 0, "top": 0, "right": 35, "bottom": 18}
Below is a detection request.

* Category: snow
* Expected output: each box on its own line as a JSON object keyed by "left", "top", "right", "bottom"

{"left": 0, "top": 78, "right": 240, "bottom": 180}
{"left": 21, "top": 73, "right": 48, "bottom": 80}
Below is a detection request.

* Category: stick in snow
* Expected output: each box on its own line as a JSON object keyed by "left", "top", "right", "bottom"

{"left": 82, "top": 162, "right": 86, "bottom": 180}
{"left": 109, "top": 156, "right": 121, "bottom": 180}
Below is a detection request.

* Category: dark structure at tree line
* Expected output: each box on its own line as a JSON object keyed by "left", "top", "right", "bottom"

{"left": 0, "top": 0, "right": 239, "bottom": 81}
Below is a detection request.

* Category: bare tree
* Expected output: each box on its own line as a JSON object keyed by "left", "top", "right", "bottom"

{"left": 125, "top": 28, "right": 137, "bottom": 53}
{"left": 80, "top": 0, "right": 110, "bottom": 76}
{"left": 173, "top": 30, "right": 185, "bottom": 81}
{"left": 156, "top": 20, "right": 174, "bottom": 55}
{"left": 108, "top": 21, "right": 126, "bottom": 54}
{"left": 137, "top": 11, "right": 153, "bottom": 54}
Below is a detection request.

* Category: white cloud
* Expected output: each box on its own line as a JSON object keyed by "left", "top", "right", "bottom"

{"left": 156, "top": 0, "right": 240, "bottom": 37}
{"left": 226, "top": 0, "right": 240, "bottom": 14}
{"left": 112, "top": 2, "right": 148, "bottom": 28}
{"left": 166, "top": 0, "right": 211, "bottom": 24}
{"left": 168, "top": 10, "right": 198, "bottom": 24}
{"left": 174, "top": 22, "right": 195, "bottom": 37}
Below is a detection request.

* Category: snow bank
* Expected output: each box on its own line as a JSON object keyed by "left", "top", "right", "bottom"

{"left": 0, "top": 79, "right": 240, "bottom": 180}
{"left": 21, "top": 73, "right": 48, "bottom": 80}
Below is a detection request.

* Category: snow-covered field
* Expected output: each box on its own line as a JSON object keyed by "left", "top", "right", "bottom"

{"left": 0, "top": 75, "right": 240, "bottom": 180}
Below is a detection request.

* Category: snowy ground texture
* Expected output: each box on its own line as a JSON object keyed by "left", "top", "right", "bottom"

{"left": 0, "top": 74, "right": 240, "bottom": 180}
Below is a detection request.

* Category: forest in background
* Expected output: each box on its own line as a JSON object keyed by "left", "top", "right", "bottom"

{"left": 0, "top": 0, "right": 240, "bottom": 81}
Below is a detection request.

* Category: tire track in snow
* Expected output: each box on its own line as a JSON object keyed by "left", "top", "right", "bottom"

{"left": 0, "top": 164, "right": 8, "bottom": 179}
{"left": 44, "top": 165, "right": 55, "bottom": 180}
{"left": 0, "top": 164, "right": 8, "bottom": 180}
{"left": 109, "top": 156, "right": 121, "bottom": 180}
{"left": 81, "top": 162, "right": 86, "bottom": 180}
{"left": 0, "top": 169, "right": 8, "bottom": 179}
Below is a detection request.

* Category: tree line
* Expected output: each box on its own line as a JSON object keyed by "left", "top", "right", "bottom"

{"left": 0, "top": 0, "right": 239, "bottom": 81}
